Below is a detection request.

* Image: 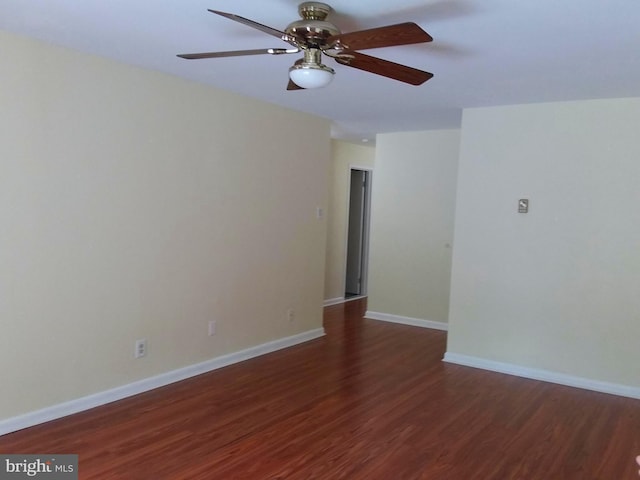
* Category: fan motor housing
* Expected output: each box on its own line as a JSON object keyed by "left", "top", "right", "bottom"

{"left": 285, "top": 20, "right": 340, "bottom": 45}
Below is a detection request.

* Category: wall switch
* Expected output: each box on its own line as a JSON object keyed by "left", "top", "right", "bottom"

{"left": 518, "top": 199, "right": 529, "bottom": 213}
{"left": 316, "top": 207, "right": 324, "bottom": 219}
{"left": 134, "top": 338, "right": 147, "bottom": 359}
{"left": 208, "top": 320, "right": 217, "bottom": 336}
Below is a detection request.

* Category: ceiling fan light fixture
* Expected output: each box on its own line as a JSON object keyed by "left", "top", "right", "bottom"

{"left": 289, "top": 62, "right": 335, "bottom": 89}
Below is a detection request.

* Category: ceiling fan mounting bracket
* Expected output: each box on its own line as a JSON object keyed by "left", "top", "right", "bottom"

{"left": 298, "top": 2, "right": 332, "bottom": 21}
{"left": 285, "top": 3, "right": 340, "bottom": 47}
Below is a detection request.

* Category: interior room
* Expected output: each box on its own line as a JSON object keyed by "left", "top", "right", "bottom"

{"left": 1, "top": 0, "right": 639, "bottom": 478}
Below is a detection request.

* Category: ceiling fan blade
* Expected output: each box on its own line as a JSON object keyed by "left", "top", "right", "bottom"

{"left": 178, "top": 48, "right": 299, "bottom": 60}
{"left": 287, "top": 79, "right": 304, "bottom": 91}
{"left": 208, "top": 9, "right": 287, "bottom": 40}
{"left": 335, "top": 51, "right": 433, "bottom": 85}
{"left": 327, "top": 22, "right": 432, "bottom": 51}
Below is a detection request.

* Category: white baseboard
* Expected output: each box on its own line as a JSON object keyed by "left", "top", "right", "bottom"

{"left": 443, "top": 352, "right": 640, "bottom": 400}
{"left": 323, "top": 297, "right": 345, "bottom": 307}
{"left": 365, "top": 311, "right": 448, "bottom": 331}
{"left": 0, "top": 328, "right": 325, "bottom": 436}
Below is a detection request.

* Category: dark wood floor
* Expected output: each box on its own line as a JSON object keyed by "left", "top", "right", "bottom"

{"left": 1, "top": 299, "right": 639, "bottom": 479}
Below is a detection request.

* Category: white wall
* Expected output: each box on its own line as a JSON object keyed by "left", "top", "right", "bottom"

{"left": 367, "top": 130, "right": 460, "bottom": 324}
{"left": 447, "top": 98, "right": 640, "bottom": 389}
{"left": 0, "top": 31, "right": 330, "bottom": 421}
{"left": 324, "top": 140, "right": 375, "bottom": 302}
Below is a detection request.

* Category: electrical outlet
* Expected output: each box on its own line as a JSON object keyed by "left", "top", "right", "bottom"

{"left": 134, "top": 338, "right": 147, "bottom": 359}
{"left": 208, "top": 320, "right": 216, "bottom": 336}
{"left": 287, "top": 308, "right": 295, "bottom": 323}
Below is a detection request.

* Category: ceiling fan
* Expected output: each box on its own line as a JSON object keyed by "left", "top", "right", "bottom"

{"left": 177, "top": 2, "right": 434, "bottom": 90}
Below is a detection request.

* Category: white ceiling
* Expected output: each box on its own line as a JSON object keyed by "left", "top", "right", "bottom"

{"left": 2, "top": 0, "right": 640, "bottom": 143}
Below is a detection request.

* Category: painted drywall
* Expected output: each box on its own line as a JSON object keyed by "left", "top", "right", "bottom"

{"left": 0, "top": 30, "right": 330, "bottom": 420}
{"left": 447, "top": 98, "right": 640, "bottom": 387}
{"left": 324, "top": 140, "right": 375, "bottom": 302}
{"left": 367, "top": 130, "right": 460, "bottom": 322}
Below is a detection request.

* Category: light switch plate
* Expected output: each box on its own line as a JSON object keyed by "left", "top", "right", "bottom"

{"left": 518, "top": 199, "right": 529, "bottom": 213}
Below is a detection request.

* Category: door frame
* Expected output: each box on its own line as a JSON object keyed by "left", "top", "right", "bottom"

{"left": 343, "top": 165, "right": 373, "bottom": 298}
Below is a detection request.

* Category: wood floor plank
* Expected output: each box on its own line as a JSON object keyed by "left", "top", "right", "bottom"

{"left": 1, "top": 298, "right": 639, "bottom": 479}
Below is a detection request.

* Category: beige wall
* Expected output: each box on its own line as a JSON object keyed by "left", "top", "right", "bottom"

{"left": 0, "top": 31, "right": 330, "bottom": 420}
{"left": 447, "top": 98, "right": 640, "bottom": 387}
{"left": 367, "top": 130, "right": 460, "bottom": 322}
{"left": 324, "top": 140, "right": 375, "bottom": 302}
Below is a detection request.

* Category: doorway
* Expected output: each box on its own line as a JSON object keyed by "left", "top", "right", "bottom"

{"left": 345, "top": 168, "right": 372, "bottom": 298}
